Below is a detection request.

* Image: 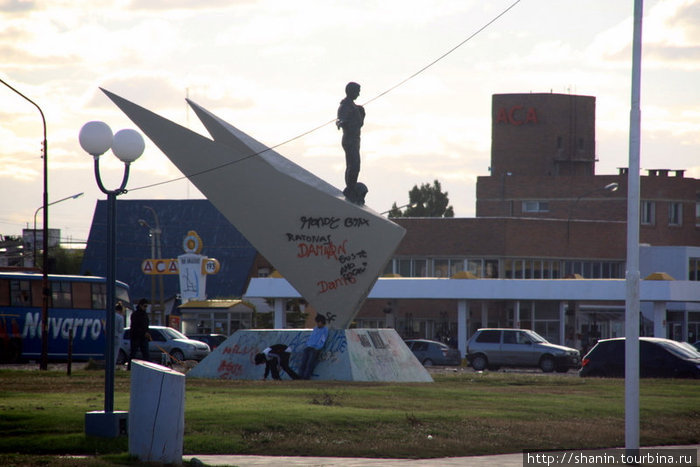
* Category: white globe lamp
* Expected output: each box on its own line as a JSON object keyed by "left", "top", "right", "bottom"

{"left": 112, "top": 128, "right": 145, "bottom": 163}
{"left": 79, "top": 121, "right": 113, "bottom": 157}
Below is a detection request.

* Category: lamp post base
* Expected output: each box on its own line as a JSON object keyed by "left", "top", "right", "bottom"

{"left": 85, "top": 410, "right": 128, "bottom": 438}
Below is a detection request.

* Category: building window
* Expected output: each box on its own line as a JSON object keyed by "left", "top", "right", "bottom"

{"left": 522, "top": 201, "right": 549, "bottom": 213}
{"left": 432, "top": 259, "right": 448, "bottom": 277}
{"left": 397, "top": 259, "right": 412, "bottom": 277}
{"left": 484, "top": 260, "right": 499, "bottom": 278}
{"left": 414, "top": 259, "right": 428, "bottom": 277}
{"left": 467, "top": 259, "right": 482, "bottom": 277}
{"left": 449, "top": 259, "right": 464, "bottom": 277}
{"left": 391, "top": 258, "right": 429, "bottom": 277}
{"left": 696, "top": 198, "right": 700, "bottom": 227}
{"left": 257, "top": 267, "right": 270, "bottom": 277}
{"left": 690, "top": 258, "right": 700, "bottom": 281}
{"left": 383, "top": 261, "right": 393, "bottom": 276}
{"left": 669, "top": 202, "right": 683, "bottom": 226}
{"left": 641, "top": 201, "right": 655, "bottom": 225}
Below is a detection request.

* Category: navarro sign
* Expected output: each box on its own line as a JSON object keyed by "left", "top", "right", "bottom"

{"left": 496, "top": 105, "right": 538, "bottom": 126}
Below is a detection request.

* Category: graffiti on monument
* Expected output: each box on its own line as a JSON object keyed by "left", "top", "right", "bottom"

{"left": 214, "top": 330, "right": 350, "bottom": 379}
{"left": 286, "top": 215, "right": 371, "bottom": 295}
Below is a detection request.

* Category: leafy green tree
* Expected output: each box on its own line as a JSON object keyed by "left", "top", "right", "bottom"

{"left": 47, "top": 247, "right": 84, "bottom": 274}
{"left": 388, "top": 180, "right": 454, "bottom": 218}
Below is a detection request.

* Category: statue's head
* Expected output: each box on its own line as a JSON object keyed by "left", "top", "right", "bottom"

{"left": 345, "top": 82, "right": 361, "bottom": 99}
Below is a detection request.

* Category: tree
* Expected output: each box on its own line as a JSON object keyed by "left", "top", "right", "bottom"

{"left": 388, "top": 180, "right": 454, "bottom": 218}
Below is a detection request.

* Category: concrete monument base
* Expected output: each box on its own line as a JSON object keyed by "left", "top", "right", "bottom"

{"left": 187, "top": 329, "right": 433, "bottom": 383}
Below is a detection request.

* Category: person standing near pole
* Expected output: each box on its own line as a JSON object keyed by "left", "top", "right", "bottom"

{"left": 114, "top": 301, "right": 126, "bottom": 368}
{"left": 128, "top": 298, "right": 150, "bottom": 370}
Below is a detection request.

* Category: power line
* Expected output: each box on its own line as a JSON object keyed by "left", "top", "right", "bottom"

{"left": 129, "top": 0, "right": 522, "bottom": 194}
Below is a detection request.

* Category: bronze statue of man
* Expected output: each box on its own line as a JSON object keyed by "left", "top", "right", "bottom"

{"left": 337, "top": 82, "right": 366, "bottom": 204}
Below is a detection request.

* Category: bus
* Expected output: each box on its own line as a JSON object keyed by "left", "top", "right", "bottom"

{"left": 0, "top": 271, "right": 131, "bottom": 362}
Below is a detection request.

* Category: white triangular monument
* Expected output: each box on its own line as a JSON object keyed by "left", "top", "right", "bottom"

{"left": 103, "top": 90, "right": 431, "bottom": 382}
{"left": 103, "top": 89, "right": 404, "bottom": 330}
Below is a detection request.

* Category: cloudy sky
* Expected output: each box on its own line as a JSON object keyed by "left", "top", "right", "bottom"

{"left": 1, "top": 0, "right": 699, "bottom": 245}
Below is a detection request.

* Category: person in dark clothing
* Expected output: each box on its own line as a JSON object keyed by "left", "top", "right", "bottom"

{"left": 128, "top": 298, "right": 150, "bottom": 369}
{"left": 254, "top": 344, "right": 300, "bottom": 380}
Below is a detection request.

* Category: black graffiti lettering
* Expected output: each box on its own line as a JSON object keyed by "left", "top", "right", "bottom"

{"left": 340, "top": 262, "right": 356, "bottom": 274}
{"left": 344, "top": 217, "right": 369, "bottom": 228}
{"left": 341, "top": 262, "right": 367, "bottom": 281}
{"left": 286, "top": 233, "right": 332, "bottom": 243}
{"left": 339, "top": 249, "right": 368, "bottom": 264}
{"left": 300, "top": 216, "right": 341, "bottom": 230}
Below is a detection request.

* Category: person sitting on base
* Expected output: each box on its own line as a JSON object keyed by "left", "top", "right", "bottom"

{"left": 298, "top": 314, "right": 329, "bottom": 380}
{"left": 254, "top": 344, "right": 300, "bottom": 380}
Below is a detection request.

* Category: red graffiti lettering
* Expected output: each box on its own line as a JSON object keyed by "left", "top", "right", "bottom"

{"left": 297, "top": 240, "right": 348, "bottom": 260}
{"left": 217, "top": 360, "right": 244, "bottom": 378}
{"left": 222, "top": 344, "right": 256, "bottom": 355}
{"left": 317, "top": 276, "right": 357, "bottom": 294}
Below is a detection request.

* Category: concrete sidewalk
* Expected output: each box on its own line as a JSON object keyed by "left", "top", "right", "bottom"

{"left": 184, "top": 445, "right": 699, "bottom": 466}
{"left": 184, "top": 452, "right": 522, "bottom": 466}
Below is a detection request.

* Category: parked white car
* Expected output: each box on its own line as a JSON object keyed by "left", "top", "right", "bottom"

{"left": 466, "top": 328, "right": 580, "bottom": 373}
{"left": 117, "top": 326, "right": 210, "bottom": 364}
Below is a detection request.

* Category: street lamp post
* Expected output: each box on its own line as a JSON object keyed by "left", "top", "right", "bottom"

{"left": 0, "top": 77, "right": 50, "bottom": 370}
{"left": 566, "top": 182, "right": 619, "bottom": 243}
{"left": 626, "top": 0, "right": 644, "bottom": 454}
{"left": 33, "top": 192, "right": 84, "bottom": 267}
{"left": 80, "top": 121, "right": 144, "bottom": 438}
{"left": 380, "top": 202, "right": 417, "bottom": 216}
{"left": 138, "top": 206, "right": 165, "bottom": 324}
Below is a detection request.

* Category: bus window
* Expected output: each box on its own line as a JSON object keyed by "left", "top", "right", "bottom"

{"left": 0, "top": 279, "right": 10, "bottom": 306}
{"left": 30, "top": 281, "right": 42, "bottom": 307}
{"left": 72, "top": 282, "right": 92, "bottom": 309}
{"left": 10, "top": 280, "right": 31, "bottom": 307}
{"left": 91, "top": 283, "right": 106, "bottom": 310}
{"left": 51, "top": 281, "right": 72, "bottom": 308}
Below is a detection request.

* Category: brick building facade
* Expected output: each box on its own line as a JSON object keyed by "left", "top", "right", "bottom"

{"left": 351, "top": 93, "right": 700, "bottom": 348}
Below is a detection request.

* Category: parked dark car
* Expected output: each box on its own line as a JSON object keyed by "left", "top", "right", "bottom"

{"left": 404, "top": 339, "right": 461, "bottom": 366}
{"left": 187, "top": 334, "right": 228, "bottom": 350}
{"left": 466, "top": 328, "right": 580, "bottom": 373}
{"left": 580, "top": 337, "right": 700, "bottom": 378}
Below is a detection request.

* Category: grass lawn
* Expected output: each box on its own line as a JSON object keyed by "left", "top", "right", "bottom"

{"left": 0, "top": 367, "right": 698, "bottom": 465}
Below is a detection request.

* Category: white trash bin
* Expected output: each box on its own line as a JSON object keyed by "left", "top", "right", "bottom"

{"left": 128, "top": 360, "right": 185, "bottom": 464}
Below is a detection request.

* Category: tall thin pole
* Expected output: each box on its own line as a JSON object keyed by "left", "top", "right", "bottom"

{"left": 94, "top": 155, "right": 131, "bottom": 414}
{"left": 0, "top": 78, "right": 50, "bottom": 370}
{"left": 625, "top": 0, "right": 643, "bottom": 454}
{"left": 105, "top": 192, "right": 117, "bottom": 413}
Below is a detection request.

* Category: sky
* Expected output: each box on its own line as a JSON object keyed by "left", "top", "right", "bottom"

{"left": 1, "top": 0, "right": 699, "bottom": 246}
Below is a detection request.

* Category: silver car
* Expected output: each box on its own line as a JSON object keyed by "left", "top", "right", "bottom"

{"left": 466, "top": 328, "right": 580, "bottom": 373}
{"left": 118, "top": 325, "right": 211, "bottom": 365}
{"left": 405, "top": 339, "right": 461, "bottom": 366}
